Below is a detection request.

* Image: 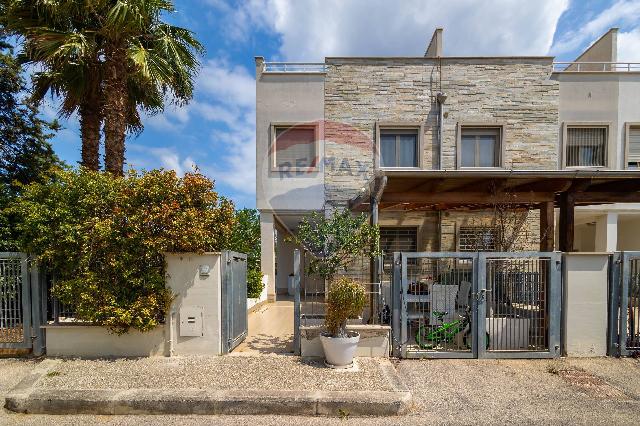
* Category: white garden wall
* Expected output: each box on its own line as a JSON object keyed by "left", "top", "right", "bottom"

{"left": 44, "top": 253, "right": 231, "bottom": 358}
{"left": 563, "top": 253, "right": 610, "bottom": 357}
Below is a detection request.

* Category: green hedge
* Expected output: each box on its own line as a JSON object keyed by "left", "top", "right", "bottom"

{"left": 13, "top": 169, "right": 235, "bottom": 333}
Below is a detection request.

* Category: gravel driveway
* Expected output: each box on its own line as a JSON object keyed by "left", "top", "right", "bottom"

{"left": 2, "top": 356, "right": 639, "bottom": 425}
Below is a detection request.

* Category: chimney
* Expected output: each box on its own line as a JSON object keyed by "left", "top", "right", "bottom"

{"left": 424, "top": 28, "right": 443, "bottom": 57}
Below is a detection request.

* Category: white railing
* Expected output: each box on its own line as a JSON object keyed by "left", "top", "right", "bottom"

{"left": 263, "top": 62, "right": 327, "bottom": 73}
{"left": 553, "top": 62, "right": 640, "bottom": 72}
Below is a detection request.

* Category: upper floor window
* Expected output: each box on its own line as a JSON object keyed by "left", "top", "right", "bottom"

{"left": 626, "top": 124, "right": 640, "bottom": 169}
{"left": 380, "top": 130, "right": 418, "bottom": 168}
{"left": 564, "top": 125, "right": 608, "bottom": 168}
{"left": 458, "top": 126, "right": 502, "bottom": 168}
{"left": 272, "top": 124, "right": 317, "bottom": 170}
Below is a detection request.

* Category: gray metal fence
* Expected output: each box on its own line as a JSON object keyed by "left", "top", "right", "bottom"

{"left": 0, "top": 253, "right": 45, "bottom": 354}
{"left": 221, "top": 251, "right": 248, "bottom": 354}
{"left": 609, "top": 251, "right": 640, "bottom": 356}
{"left": 392, "top": 251, "right": 561, "bottom": 359}
{"left": 292, "top": 249, "right": 387, "bottom": 355}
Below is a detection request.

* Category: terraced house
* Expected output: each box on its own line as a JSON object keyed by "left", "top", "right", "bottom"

{"left": 256, "top": 27, "right": 640, "bottom": 302}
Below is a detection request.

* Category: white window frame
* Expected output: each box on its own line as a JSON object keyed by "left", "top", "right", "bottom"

{"left": 456, "top": 123, "right": 505, "bottom": 169}
{"left": 375, "top": 122, "right": 424, "bottom": 169}
{"left": 270, "top": 122, "right": 321, "bottom": 172}
{"left": 561, "top": 122, "right": 611, "bottom": 169}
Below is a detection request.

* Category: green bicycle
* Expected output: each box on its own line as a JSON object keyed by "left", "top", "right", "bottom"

{"left": 416, "top": 308, "right": 490, "bottom": 350}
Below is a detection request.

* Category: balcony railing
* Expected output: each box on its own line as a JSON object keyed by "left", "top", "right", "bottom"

{"left": 553, "top": 62, "right": 640, "bottom": 72}
{"left": 263, "top": 62, "right": 327, "bottom": 73}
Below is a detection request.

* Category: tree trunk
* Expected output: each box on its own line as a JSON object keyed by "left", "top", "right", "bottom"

{"left": 79, "top": 101, "right": 101, "bottom": 170}
{"left": 103, "top": 43, "right": 128, "bottom": 176}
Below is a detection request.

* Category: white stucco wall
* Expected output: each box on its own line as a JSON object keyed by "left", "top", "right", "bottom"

{"left": 165, "top": 252, "right": 223, "bottom": 356}
{"left": 44, "top": 253, "right": 233, "bottom": 358}
{"left": 44, "top": 326, "right": 165, "bottom": 357}
{"left": 563, "top": 253, "right": 609, "bottom": 357}
{"left": 618, "top": 216, "right": 640, "bottom": 250}
{"left": 255, "top": 63, "right": 325, "bottom": 212}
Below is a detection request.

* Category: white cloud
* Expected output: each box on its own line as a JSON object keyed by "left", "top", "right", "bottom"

{"left": 198, "top": 59, "right": 256, "bottom": 108}
{"left": 550, "top": 0, "right": 640, "bottom": 56}
{"left": 204, "top": 125, "right": 256, "bottom": 194}
{"left": 618, "top": 26, "right": 640, "bottom": 62}
{"left": 138, "top": 56, "right": 257, "bottom": 196}
{"left": 127, "top": 145, "right": 196, "bottom": 176}
{"left": 225, "top": 0, "right": 569, "bottom": 60}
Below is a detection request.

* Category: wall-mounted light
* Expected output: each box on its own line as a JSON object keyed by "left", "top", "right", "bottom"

{"left": 198, "top": 264, "right": 211, "bottom": 276}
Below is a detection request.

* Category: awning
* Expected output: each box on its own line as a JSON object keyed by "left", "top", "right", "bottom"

{"left": 350, "top": 169, "right": 640, "bottom": 212}
{"left": 350, "top": 169, "right": 640, "bottom": 253}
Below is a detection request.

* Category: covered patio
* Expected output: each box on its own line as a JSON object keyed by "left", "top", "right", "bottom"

{"left": 350, "top": 169, "right": 640, "bottom": 253}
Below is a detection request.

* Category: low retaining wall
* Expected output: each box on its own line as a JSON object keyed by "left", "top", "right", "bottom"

{"left": 300, "top": 325, "right": 391, "bottom": 358}
{"left": 44, "top": 325, "right": 165, "bottom": 358}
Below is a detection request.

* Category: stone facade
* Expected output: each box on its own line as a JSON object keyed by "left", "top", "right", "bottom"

{"left": 323, "top": 57, "right": 557, "bottom": 251}
{"left": 324, "top": 57, "right": 559, "bottom": 208}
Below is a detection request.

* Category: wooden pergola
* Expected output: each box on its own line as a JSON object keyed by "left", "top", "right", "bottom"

{"left": 350, "top": 170, "right": 640, "bottom": 252}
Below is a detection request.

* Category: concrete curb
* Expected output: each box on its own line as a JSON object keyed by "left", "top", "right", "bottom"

{"left": 4, "top": 358, "right": 412, "bottom": 417}
{"left": 6, "top": 388, "right": 412, "bottom": 416}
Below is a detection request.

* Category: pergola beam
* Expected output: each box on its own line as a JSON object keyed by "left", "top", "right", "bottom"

{"left": 382, "top": 191, "right": 555, "bottom": 204}
{"left": 559, "top": 192, "right": 575, "bottom": 252}
{"left": 540, "top": 201, "right": 555, "bottom": 251}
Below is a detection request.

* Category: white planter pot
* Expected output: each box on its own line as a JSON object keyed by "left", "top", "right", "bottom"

{"left": 320, "top": 332, "right": 360, "bottom": 368}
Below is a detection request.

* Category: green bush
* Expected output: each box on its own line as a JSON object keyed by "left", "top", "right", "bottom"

{"left": 325, "top": 277, "right": 367, "bottom": 337}
{"left": 227, "top": 208, "right": 263, "bottom": 298}
{"left": 13, "top": 168, "right": 235, "bottom": 334}
{"left": 289, "top": 210, "right": 380, "bottom": 281}
{"left": 247, "top": 268, "right": 264, "bottom": 299}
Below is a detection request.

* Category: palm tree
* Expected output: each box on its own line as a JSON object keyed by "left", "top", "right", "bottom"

{"left": 3, "top": 0, "right": 202, "bottom": 175}
{"left": 3, "top": 0, "right": 104, "bottom": 170}
{"left": 100, "top": 0, "right": 202, "bottom": 175}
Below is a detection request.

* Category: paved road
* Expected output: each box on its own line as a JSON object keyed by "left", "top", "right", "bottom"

{"left": 2, "top": 356, "right": 639, "bottom": 425}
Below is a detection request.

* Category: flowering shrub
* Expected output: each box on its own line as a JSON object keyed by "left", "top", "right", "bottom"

{"left": 13, "top": 169, "right": 235, "bottom": 333}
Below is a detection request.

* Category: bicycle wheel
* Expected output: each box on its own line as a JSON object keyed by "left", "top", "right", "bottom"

{"left": 462, "top": 331, "right": 490, "bottom": 350}
{"left": 416, "top": 326, "right": 440, "bottom": 349}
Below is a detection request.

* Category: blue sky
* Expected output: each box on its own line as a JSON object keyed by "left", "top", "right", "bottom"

{"left": 44, "top": 0, "right": 640, "bottom": 209}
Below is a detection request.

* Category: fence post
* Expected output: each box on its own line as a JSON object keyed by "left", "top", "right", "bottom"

{"left": 293, "top": 249, "right": 301, "bottom": 356}
{"left": 607, "top": 252, "right": 621, "bottom": 356}
{"left": 29, "top": 261, "right": 45, "bottom": 356}
{"left": 391, "top": 252, "right": 401, "bottom": 357}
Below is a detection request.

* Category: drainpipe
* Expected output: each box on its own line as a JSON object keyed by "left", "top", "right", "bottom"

{"left": 436, "top": 92, "right": 447, "bottom": 170}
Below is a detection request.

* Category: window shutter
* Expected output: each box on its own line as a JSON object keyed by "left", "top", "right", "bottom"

{"left": 274, "top": 127, "right": 316, "bottom": 168}
{"left": 566, "top": 127, "right": 607, "bottom": 167}
{"left": 629, "top": 127, "right": 640, "bottom": 164}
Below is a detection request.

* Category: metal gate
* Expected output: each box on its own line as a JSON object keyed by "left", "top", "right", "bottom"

{"left": 609, "top": 251, "right": 640, "bottom": 356}
{"left": 0, "top": 253, "right": 45, "bottom": 354}
{"left": 221, "top": 251, "right": 248, "bottom": 354}
{"left": 392, "top": 252, "right": 561, "bottom": 359}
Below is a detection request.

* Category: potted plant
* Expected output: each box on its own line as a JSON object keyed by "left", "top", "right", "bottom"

{"left": 320, "top": 277, "right": 367, "bottom": 367}
{"left": 289, "top": 210, "right": 380, "bottom": 367}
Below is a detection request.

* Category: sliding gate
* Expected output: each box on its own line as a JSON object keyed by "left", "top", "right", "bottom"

{"left": 609, "top": 252, "right": 640, "bottom": 356}
{"left": 392, "top": 252, "right": 561, "bottom": 359}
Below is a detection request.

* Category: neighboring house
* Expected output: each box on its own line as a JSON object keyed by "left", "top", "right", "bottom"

{"left": 553, "top": 28, "right": 640, "bottom": 252}
{"left": 256, "top": 28, "right": 640, "bottom": 301}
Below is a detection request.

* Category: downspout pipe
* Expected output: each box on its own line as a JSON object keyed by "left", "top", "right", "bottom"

{"left": 436, "top": 92, "right": 447, "bottom": 170}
